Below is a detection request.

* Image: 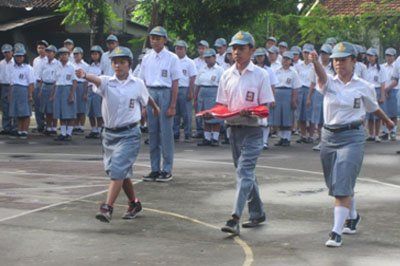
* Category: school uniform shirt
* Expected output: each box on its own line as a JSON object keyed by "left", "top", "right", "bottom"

{"left": 132, "top": 63, "right": 141, "bottom": 78}
{"left": 139, "top": 47, "right": 183, "bottom": 87}
{"left": 71, "top": 60, "right": 90, "bottom": 82}
{"left": 195, "top": 64, "right": 224, "bottom": 86}
{"left": 178, "top": 56, "right": 197, "bottom": 87}
{"left": 100, "top": 51, "right": 113, "bottom": 76}
{"left": 275, "top": 67, "right": 301, "bottom": 89}
{"left": 316, "top": 74, "right": 379, "bottom": 126}
{"left": 293, "top": 59, "right": 303, "bottom": 68}
{"left": 87, "top": 62, "right": 102, "bottom": 88}
{"left": 69, "top": 53, "right": 74, "bottom": 63}
{"left": 364, "top": 64, "right": 385, "bottom": 87}
{"left": 277, "top": 54, "right": 283, "bottom": 63}
{"left": 32, "top": 55, "right": 47, "bottom": 81}
{"left": 263, "top": 66, "right": 279, "bottom": 87}
{"left": 55, "top": 62, "right": 77, "bottom": 86}
{"left": 354, "top": 62, "right": 367, "bottom": 79}
{"left": 381, "top": 62, "right": 398, "bottom": 89}
{"left": 322, "top": 62, "right": 335, "bottom": 76}
{"left": 96, "top": 74, "right": 149, "bottom": 128}
{"left": 216, "top": 62, "right": 274, "bottom": 126}
{"left": 194, "top": 57, "right": 207, "bottom": 72}
{"left": 10, "top": 63, "right": 35, "bottom": 86}
{"left": 295, "top": 61, "right": 316, "bottom": 87}
{"left": 0, "top": 58, "right": 15, "bottom": 84}
{"left": 270, "top": 61, "right": 282, "bottom": 72}
{"left": 216, "top": 53, "right": 226, "bottom": 66}
{"left": 39, "top": 58, "right": 60, "bottom": 83}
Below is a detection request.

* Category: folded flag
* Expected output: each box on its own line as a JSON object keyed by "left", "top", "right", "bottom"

{"left": 196, "top": 105, "right": 269, "bottom": 119}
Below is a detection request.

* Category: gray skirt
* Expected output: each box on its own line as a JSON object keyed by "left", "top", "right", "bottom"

{"left": 384, "top": 89, "right": 398, "bottom": 118}
{"left": 76, "top": 82, "right": 88, "bottom": 114}
{"left": 87, "top": 90, "right": 102, "bottom": 118}
{"left": 40, "top": 83, "right": 54, "bottom": 114}
{"left": 198, "top": 85, "right": 221, "bottom": 124}
{"left": 9, "top": 84, "right": 31, "bottom": 118}
{"left": 320, "top": 126, "right": 365, "bottom": 197}
{"left": 367, "top": 88, "right": 384, "bottom": 120}
{"left": 311, "top": 90, "right": 324, "bottom": 125}
{"left": 297, "top": 86, "right": 312, "bottom": 122}
{"left": 53, "top": 85, "right": 77, "bottom": 120}
{"left": 102, "top": 126, "right": 141, "bottom": 180}
{"left": 272, "top": 87, "right": 293, "bottom": 127}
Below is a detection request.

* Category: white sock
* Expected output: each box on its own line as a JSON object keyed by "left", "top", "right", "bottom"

{"left": 349, "top": 198, "right": 357, "bottom": 219}
{"left": 262, "top": 127, "right": 269, "bottom": 145}
{"left": 332, "top": 206, "right": 350, "bottom": 235}
{"left": 60, "top": 125, "right": 67, "bottom": 136}
{"left": 66, "top": 126, "right": 73, "bottom": 136}
{"left": 204, "top": 131, "right": 211, "bottom": 141}
{"left": 392, "top": 126, "right": 398, "bottom": 134}
{"left": 22, "top": 131, "right": 28, "bottom": 134}
{"left": 212, "top": 131, "right": 220, "bottom": 141}
{"left": 226, "top": 127, "right": 231, "bottom": 139}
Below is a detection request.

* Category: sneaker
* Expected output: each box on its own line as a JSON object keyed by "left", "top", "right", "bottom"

{"left": 85, "top": 132, "right": 99, "bottom": 139}
{"left": 374, "top": 136, "right": 381, "bottom": 143}
{"left": 366, "top": 136, "right": 375, "bottom": 141}
{"left": 192, "top": 132, "right": 204, "bottom": 139}
{"left": 156, "top": 171, "right": 173, "bottom": 182}
{"left": 389, "top": 132, "right": 397, "bottom": 141}
{"left": 296, "top": 137, "right": 308, "bottom": 143}
{"left": 174, "top": 135, "right": 180, "bottom": 141}
{"left": 325, "top": 231, "right": 342, "bottom": 247}
{"left": 143, "top": 171, "right": 160, "bottom": 182}
{"left": 18, "top": 132, "right": 28, "bottom": 139}
{"left": 312, "top": 143, "right": 321, "bottom": 151}
{"left": 184, "top": 135, "right": 191, "bottom": 143}
{"left": 221, "top": 218, "right": 240, "bottom": 235}
{"left": 242, "top": 215, "right": 266, "bottom": 228}
{"left": 44, "top": 130, "right": 52, "bottom": 136}
{"left": 95, "top": 203, "right": 113, "bottom": 223}
{"left": 274, "top": 139, "right": 284, "bottom": 146}
{"left": 140, "top": 126, "right": 148, "bottom": 133}
{"left": 144, "top": 138, "right": 149, "bottom": 145}
{"left": 342, "top": 214, "right": 361, "bottom": 235}
{"left": 64, "top": 134, "right": 72, "bottom": 141}
{"left": 122, "top": 200, "right": 142, "bottom": 219}
{"left": 210, "top": 139, "right": 219, "bottom": 147}
{"left": 8, "top": 131, "right": 18, "bottom": 139}
{"left": 281, "top": 138, "right": 291, "bottom": 147}
{"left": 0, "top": 130, "right": 11, "bottom": 135}
{"left": 54, "top": 134, "right": 66, "bottom": 141}
{"left": 50, "top": 130, "right": 57, "bottom": 135}
{"left": 221, "top": 138, "right": 230, "bottom": 145}
{"left": 270, "top": 133, "right": 278, "bottom": 138}
{"left": 305, "top": 137, "right": 314, "bottom": 144}
{"left": 380, "top": 133, "right": 389, "bottom": 141}
{"left": 263, "top": 144, "right": 269, "bottom": 150}
{"left": 197, "top": 139, "right": 211, "bottom": 146}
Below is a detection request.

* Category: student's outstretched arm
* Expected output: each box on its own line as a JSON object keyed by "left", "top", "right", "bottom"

{"left": 75, "top": 69, "right": 101, "bottom": 88}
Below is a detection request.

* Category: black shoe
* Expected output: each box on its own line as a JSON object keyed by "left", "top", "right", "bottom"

{"left": 85, "top": 132, "right": 99, "bottom": 139}
{"left": 95, "top": 203, "right": 113, "bottom": 223}
{"left": 44, "top": 130, "right": 52, "bottom": 136}
{"left": 156, "top": 171, "right": 173, "bottom": 182}
{"left": 140, "top": 126, "right": 148, "bottom": 133}
{"left": 281, "top": 138, "right": 291, "bottom": 147}
{"left": 296, "top": 137, "right": 308, "bottom": 143}
{"left": 197, "top": 139, "right": 211, "bottom": 146}
{"left": 54, "top": 134, "right": 66, "bottom": 141}
{"left": 342, "top": 214, "right": 361, "bottom": 235}
{"left": 18, "top": 132, "right": 28, "bottom": 139}
{"left": 210, "top": 139, "right": 219, "bottom": 147}
{"left": 305, "top": 137, "right": 314, "bottom": 144}
{"left": 8, "top": 131, "right": 18, "bottom": 139}
{"left": 144, "top": 138, "right": 149, "bottom": 145}
{"left": 143, "top": 171, "right": 160, "bottom": 182}
{"left": 64, "top": 134, "right": 72, "bottom": 141}
{"left": 221, "top": 138, "right": 230, "bottom": 145}
{"left": 325, "top": 231, "right": 342, "bottom": 247}
{"left": 122, "top": 200, "right": 142, "bottom": 219}
{"left": 192, "top": 133, "right": 204, "bottom": 139}
{"left": 263, "top": 144, "right": 269, "bottom": 150}
{"left": 242, "top": 215, "right": 266, "bottom": 228}
{"left": 221, "top": 218, "right": 240, "bottom": 235}
{"left": 184, "top": 135, "right": 191, "bottom": 143}
{"left": 380, "top": 133, "right": 389, "bottom": 141}
{"left": 366, "top": 136, "right": 375, "bottom": 141}
{"left": 274, "top": 138, "right": 284, "bottom": 146}
{"left": 174, "top": 135, "right": 180, "bottom": 141}
{"left": 0, "top": 130, "right": 11, "bottom": 135}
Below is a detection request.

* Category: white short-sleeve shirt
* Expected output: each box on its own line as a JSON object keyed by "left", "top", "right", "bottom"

{"left": 216, "top": 62, "right": 275, "bottom": 126}
{"left": 10, "top": 63, "right": 35, "bottom": 86}
{"left": 364, "top": 64, "right": 385, "bottom": 87}
{"left": 295, "top": 61, "right": 316, "bottom": 87}
{"left": 270, "top": 61, "right": 282, "bottom": 72}
{"left": 216, "top": 52, "right": 226, "bottom": 66}
{"left": 263, "top": 66, "right": 278, "bottom": 87}
{"left": 316, "top": 74, "right": 379, "bottom": 126}
{"left": 178, "top": 56, "right": 197, "bottom": 87}
{"left": 381, "top": 62, "right": 398, "bottom": 90}
{"left": 71, "top": 60, "right": 90, "bottom": 82}
{"left": 194, "top": 57, "right": 207, "bottom": 72}
{"left": 100, "top": 51, "right": 114, "bottom": 76}
{"left": 0, "top": 58, "right": 15, "bottom": 84}
{"left": 96, "top": 74, "right": 149, "bottom": 128}
{"left": 195, "top": 64, "right": 224, "bottom": 87}
{"left": 139, "top": 47, "right": 183, "bottom": 87}
{"left": 354, "top": 62, "right": 367, "bottom": 79}
{"left": 55, "top": 62, "right": 77, "bottom": 86}
{"left": 39, "top": 58, "right": 60, "bottom": 83}
{"left": 32, "top": 55, "right": 47, "bottom": 81}
{"left": 275, "top": 67, "right": 301, "bottom": 89}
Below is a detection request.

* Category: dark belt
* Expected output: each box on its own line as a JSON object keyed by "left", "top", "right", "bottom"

{"left": 0, "top": 83, "right": 10, "bottom": 86}
{"left": 43, "top": 82, "right": 55, "bottom": 85}
{"left": 148, "top": 86, "right": 170, "bottom": 89}
{"left": 104, "top": 122, "right": 138, "bottom": 133}
{"left": 275, "top": 86, "right": 292, "bottom": 90}
{"left": 323, "top": 121, "right": 363, "bottom": 133}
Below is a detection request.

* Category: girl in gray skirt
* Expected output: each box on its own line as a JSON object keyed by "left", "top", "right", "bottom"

{"left": 310, "top": 42, "right": 394, "bottom": 247}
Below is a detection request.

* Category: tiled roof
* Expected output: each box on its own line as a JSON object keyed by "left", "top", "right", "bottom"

{"left": 320, "top": 0, "right": 400, "bottom": 16}
{"left": 0, "top": 0, "right": 61, "bottom": 9}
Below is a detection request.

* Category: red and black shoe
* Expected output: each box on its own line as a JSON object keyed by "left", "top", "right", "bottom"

{"left": 122, "top": 200, "right": 142, "bottom": 219}
{"left": 95, "top": 203, "right": 113, "bottom": 223}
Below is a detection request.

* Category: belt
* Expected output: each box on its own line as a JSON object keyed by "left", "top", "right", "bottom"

{"left": 0, "top": 83, "right": 10, "bottom": 86}
{"left": 43, "top": 82, "right": 55, "bottom": 85}
{"left": 323, "top": 121, "right": 363, "bottom": 133}
{"left": 104, "top": 122, "right": 138, "bottom": 133}
{"left": 275, "top": 86, "right": 292, "bottom": 90}
{"left": 228, "top": 125, "right": 259, "bottom": 129}
{"left": 148, "top": 86, "right": 170, "bottom": 89}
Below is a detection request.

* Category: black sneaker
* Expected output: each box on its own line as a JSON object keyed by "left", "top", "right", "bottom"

{"left": 325, "top": 231, "right": 342, "bottom": 247}
{"left": 85, "top": 132, "right": 99, "bottom": 139}
{"left": 210, "top": 139, "right": 219, "bottom": 147}
{"left": 143, "top": 171, "right": 160, "bottom": 182}
{"left": 140, "top": 126, "right": 148, "bottom": 133}
{"left": 342, "top": 214, "right": 361, "bottom": 235}
{"left": 18, "top": 132, "right": 28, "bottom": 139}
{"left": 282, "top": 139, "right": 291, "bottom": 147}
{"left": 305, "top": 137, "right": 314, "bottom": 144}
{"left": 274, "top": 138, "right": 284, "bottom": 146}
{"left": 192, "top": 132, "right": 204, "bottom": 139}
{"left": 95, "top": 203, "right": 113, "bottom": 223}
{"left": 156, "top": 171, "right": 173, "bottom": 182}
{"left": 54, "top": 134, "right": 66, "bottom": 141}
{"left": 0, "top": 130, "right": 11, "bottom": 135}
{"left": 263, "top": 144, "right": 269, "bottom": 150}
{"left": 197, "top": 139, "right": 211, "bottom": 146}
{"left": 122, "top": 200, "right": 142, "bottom": 219}
{"left": 380, "top": 133, "right": 389, "bottom": 141}
{"left": 144, "top": 138, "right": 149, "bottom": 145}
{"left": 296, "top": 137, "right": 308, "bottom": 143}
{"left": 242, "top": 215, "right": 266, "bottom": 228}
{"left": 221, "top": 218, "right": 240, "bottom": 235}
{"left": 366, "top": 136, "right": 375, "bottom": 141}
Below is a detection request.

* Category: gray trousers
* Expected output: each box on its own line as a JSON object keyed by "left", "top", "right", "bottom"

{"left": 230, "top": 126, "right": 265, "bottom": 220}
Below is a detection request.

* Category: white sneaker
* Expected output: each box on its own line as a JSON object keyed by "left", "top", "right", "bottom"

{"left": 325, "top": 231, "right": 342, "bottom": 247}
{"left": 375, "top": 136, "right": 381, "bottom": 143}
{"left": 312, "top": 143, "right": 321, "bottom": 151}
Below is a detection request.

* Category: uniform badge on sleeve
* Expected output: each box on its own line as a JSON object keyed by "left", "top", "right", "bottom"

{"left": 129, "top": 99, "right": 135, "bottom": 109}
{"left": 246, "top": 91, "right": 255, "bottom": 102}
{"left": 161, "top": 69, "right": 168, "bottom": 77}
{"left": 19, "top": 74, "right": 24, "bottom": 79}
{"left": 353, "top": 98, "right": 361, "bottom": 109}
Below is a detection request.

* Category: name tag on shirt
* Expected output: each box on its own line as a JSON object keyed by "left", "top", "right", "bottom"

{"left": 374, "top": 76, "right": 378, "bottom": 82}
{"left": 353, "top": 98, "right": 361, "bottom": 109}
{"left": 129, "top": 99, "right": 135, "bottom": 109}
{"left": 286, "top": 78, "right": 292, "bottom": 85}
{"left": 66, "top": 74, "right": 71, "bottom": 81}
{"left": 211, "top": 76, "right": 216, "bottom": 82}
{"left": 19, "top": 74, "right": 24, "bottom": 80}
{"left": 246, "top": 91, "right": 255, "bottom": 102}
{"left": 161, "top": 69, "right": 168, "bottom": 78}
{"left": 182, "top": 69, "right": 187, "bottom": 76}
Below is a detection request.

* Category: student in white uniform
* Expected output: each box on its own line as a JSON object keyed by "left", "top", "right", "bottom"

{"left": 290, "top": 46, "right": 303, "bottom": 68}
{"left": 38, "top": 45, "right": 59, "bottom": 135}
{"left": 215, "top": 31, "right": 274, "bottom": 235}
{"left": 32, "top": 40, "right": 48, "bottom": 132}
{"left": 354, "top": 45, "right": 367, "bottom": 79}
{"left": 71, "top": 47, "right": 89, "bottom": 134}
{"left": 85, "top": 45, "right": 104, "bottom": 139}
{"left": 9, "top": 46, "right": 35, "bottom": 139}
{"left": 195, "top": 48, "right": 224, "bottom": 146}
{"left": 278, "top": 41, "right": 288, "bottom": 62}
{"left": 140, "top": 26, "right": 183, "bottom": 182}
{"left": 173, "top": 40, "right": 197, "bottom": 142}
{"left": 132, "top": 54, "right": 144, "bottom": 78}
{"left": 253, "top": 47, "right": 278, "bottom": 149}
{"left": 267, "top": 45, "right": 282, "bottom": 72}
{"left": 295, "top": 43, "right": 316, "bottom": 144}
{"left": 0, "top": 44, "right": 16, "bottom": 135}
{"left": 310, "top": 42, "right": 393, "bottom": 247}
{"left": 364, "top": 48, "right": 386, "bottom": 142}
{"left": 214, "top": 38, "right": 227, "bottom": 66}
{"left": 100, "top": 35, "right": 119, "bottom": 76}
{"left": 265, "top": 36, "right": 277, "bottom": 50}
{"left": 76, "top": 46, "right": 160, "bottom": 223}
{"left": 380, "top": 48, "right": 398, "bottom": 141}
{"left": 63, "top": 39, "right": 75, "bottom": 63}
{"left": 223, "top": 46, "right": 234, "bottom": 69}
